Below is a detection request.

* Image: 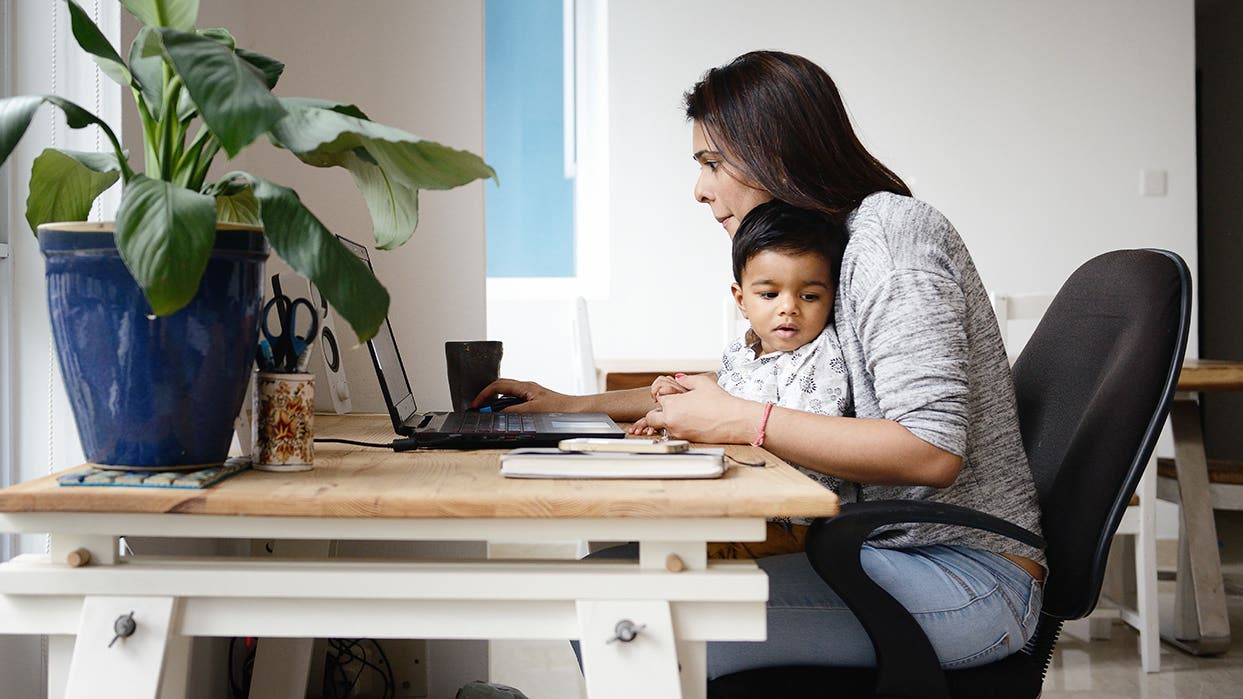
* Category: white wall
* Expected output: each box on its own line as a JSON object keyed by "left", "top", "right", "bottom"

{"left": 156, "top": 0, "right": 489, "bottom": 415}
{"left": 489, "top": 0, "right": 1198, "bottom": 391}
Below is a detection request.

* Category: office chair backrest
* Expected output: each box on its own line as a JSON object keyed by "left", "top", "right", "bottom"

{"left": 1011, "top": 249, "right": 1190, "bottom": 620}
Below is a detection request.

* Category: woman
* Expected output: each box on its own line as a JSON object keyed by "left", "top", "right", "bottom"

{"left": 476, "top": 51, "right": 1044, "bottom": 676}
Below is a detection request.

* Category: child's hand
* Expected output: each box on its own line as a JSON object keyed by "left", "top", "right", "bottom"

{"left": 650, "top": 374, "right": 690, "bottom": 402}
{"left": 628, "top": 415, "right": 656, "bottom": 435}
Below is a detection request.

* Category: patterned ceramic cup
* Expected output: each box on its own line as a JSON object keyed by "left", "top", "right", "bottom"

{"left": 252, "top": 372, "right": 315, "bottom": 471}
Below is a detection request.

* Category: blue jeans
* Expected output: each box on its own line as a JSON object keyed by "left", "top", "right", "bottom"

{"left": 583, "top": 542, "right": 1042, "bottom": 679}
{"left": 709, "top": 544, "right": 1043, "bottom": 677}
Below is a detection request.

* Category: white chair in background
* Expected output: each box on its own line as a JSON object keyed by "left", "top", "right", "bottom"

{"left": 570, "top": 296, "right": 598, "bottom": 394}
{"left": 992, "top": 291, "right": 1161, "bottom": 672}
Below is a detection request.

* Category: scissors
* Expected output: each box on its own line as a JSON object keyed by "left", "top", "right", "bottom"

{"left": 259, "top": 294, "right": 320, "bottom": 372}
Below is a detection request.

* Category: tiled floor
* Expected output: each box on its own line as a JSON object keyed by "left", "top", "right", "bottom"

{"left": 1042, "top": 582, "right": 1243, "bottom": 698}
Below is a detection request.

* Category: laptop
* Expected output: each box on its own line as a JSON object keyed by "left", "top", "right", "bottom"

{"left": 338, "top": 236, "right": 626, "bottom": 448}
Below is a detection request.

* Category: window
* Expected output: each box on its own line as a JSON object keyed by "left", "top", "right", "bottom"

{"left": 484, "top": 0, "right": 575, "bottom": 278}
{"left": 484, "top": 0, "right": 609, "bottom": 298}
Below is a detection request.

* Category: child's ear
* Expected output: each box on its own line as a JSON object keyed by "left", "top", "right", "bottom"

{"left": 730, "top": 282, "right": 747, "bottom": 318}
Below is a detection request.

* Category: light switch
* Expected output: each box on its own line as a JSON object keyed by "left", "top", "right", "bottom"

{"left": 1140, "top": 169, "right": 1168, "bottom": 197}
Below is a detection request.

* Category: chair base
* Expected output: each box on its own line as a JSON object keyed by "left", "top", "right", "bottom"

{"left": 707, "top": 652, "right": 1045, "bottom": 699}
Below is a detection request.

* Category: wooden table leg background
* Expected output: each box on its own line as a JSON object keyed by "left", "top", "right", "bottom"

{"left": 1165, "top": 396, "right": 1231, "bottom": 654}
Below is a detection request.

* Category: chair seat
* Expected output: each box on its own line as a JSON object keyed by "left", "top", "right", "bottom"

{"left": 1156, "top": 457, "right": 1243, "bottom": 485}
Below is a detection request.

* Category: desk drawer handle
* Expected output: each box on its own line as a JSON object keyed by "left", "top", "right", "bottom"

{"left": 608, "top": 619, "right": 645, "bottom": 644}
{"left": 108, "top": 611, "right": 136, "bottom": 648}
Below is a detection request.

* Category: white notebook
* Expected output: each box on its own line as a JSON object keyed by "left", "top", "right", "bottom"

{"left": 499, "top": 447, "right": 726, "bottom": 479}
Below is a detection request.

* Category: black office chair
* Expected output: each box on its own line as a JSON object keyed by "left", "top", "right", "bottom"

{"left": 708, "top": 249, "right": 1191, "bottom": 699}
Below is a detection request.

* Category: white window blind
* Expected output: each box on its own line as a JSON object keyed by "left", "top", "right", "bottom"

{"left": 0, "top": 0, "right": 13, "bottom": 566}
{"left": 4, "top": 0, "right": 121, "bottom": 565}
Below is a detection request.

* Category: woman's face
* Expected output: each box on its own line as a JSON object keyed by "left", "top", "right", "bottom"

{"left": 692, "top": 121, "right": 772, "bottom": 238}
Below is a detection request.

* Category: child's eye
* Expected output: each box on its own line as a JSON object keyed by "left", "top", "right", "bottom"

{"left": 704, "top": 161, "right": 719, "bottom": 172}
{"left": 758, "top": 292, "right": 778, "bottom": 299}
{"left": 801, "top": 293, "right": 821, "bottom": 301}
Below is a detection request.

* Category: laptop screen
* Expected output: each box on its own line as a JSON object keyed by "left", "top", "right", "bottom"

{"left": 337, "top": 236, "right": 418, "bottom": 424}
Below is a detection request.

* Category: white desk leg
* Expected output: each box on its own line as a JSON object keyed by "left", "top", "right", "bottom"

{"left": 678, "top": 640, "right": 707, "bottom": 699}
{"left": 65, "top": 596, "right": 176, "bottom": 699}
{"left": 247, "top": 539, "right": 328, "bottom": 699}
{"left": 248, "top": 638, "right": 316, "bottom": 699}
{"left": 158, "top": 635, "right": 193, "bottom": 699}
{"left": 49, "top": 635, "right": 74, "bottom": 699}
{"left": 1166, "top": 396, "right": 1231, "bottom": 655}
{"left": 578, "top": 600, "right": 682, "bottom": 699}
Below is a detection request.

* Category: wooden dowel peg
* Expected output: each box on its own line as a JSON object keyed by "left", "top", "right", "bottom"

{"left": 665, "top": 553, "right": 685, "bottom": 573}
{"left": 66, "top": 548, "right": 92, "bottom": 567}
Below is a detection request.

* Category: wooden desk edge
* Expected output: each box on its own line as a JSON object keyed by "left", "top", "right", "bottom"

{"left": 0, "top": 415, "right": 840, "bottom": 521}
{"left": 1178, "top": 359, "right": 1243, "bottom": 391}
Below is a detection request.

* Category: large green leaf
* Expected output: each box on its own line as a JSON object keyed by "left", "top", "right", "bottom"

{"left": 129, "top": 26, "right": 165, "bottom": 120}
{"left": 196, "top": 27, "right": 235, "bottom": 49}
{"left": 25, "top": 149, "right": 121, "bottom": 233}
{"left": 0, "top": 96, "right": 43, "bottom": 164}
{"left": 215, "top": 187, "right": 260, "bottom": 225}
{"left": 64, "top": 0, "right": 131, "bottom": 87}
{"left": 116, "top": 174, "right": 218, "bottom": 315}
{"left": 236, "top": 48, "right": 285, "bottom": 90}
{"left": 268, "top": 98, "right": 494, "bottom": 249}
{"left": 271, "top": 98, "right": 496, "bottom": 189}
{"left": 338, "top": 150, "right": 420, "bottom": 250}
{"left": 0, "top": 95, "right": 130, "bottom": 180}
{"left": 211, "top": 172, "right": 389, "bottom": 341}
{"left": 120, "top": 0, "right": 199, "bottom": 31}
{"left": 158, "top": 29, "right": 285, "bottom": 157}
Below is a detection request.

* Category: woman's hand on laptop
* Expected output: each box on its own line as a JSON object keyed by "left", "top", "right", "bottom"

{"left": 471, "top": 379, "right": 577, "bottom": 413}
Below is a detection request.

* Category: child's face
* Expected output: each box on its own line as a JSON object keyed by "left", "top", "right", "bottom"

{"left": 731, "top": 250, "right": 833, "bottom": 356}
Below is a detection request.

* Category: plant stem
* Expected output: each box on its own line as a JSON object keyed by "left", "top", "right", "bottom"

{"left": 189, "top": 137, "right": 222, "bottom": 193}
{"left": 175, "top": 125, "right": 211, "bottom": 188}
{"left": 133, "top": 89, "right": 159, "bottom": 175}
{"left": 158, "top": 70, "right": 182, "bottom": 181}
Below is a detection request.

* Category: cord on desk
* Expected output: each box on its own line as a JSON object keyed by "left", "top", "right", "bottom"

{"left": 314, "top": 437, "right": 397, "bottom": 448}
{"left": 726, "top": 453, "right": 767, "bottom": 468}
{"left": 314, "top": 436, "right": 463, "bottom": 451}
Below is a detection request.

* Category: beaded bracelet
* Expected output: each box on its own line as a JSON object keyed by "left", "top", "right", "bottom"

{"left": 751, "top": 402, "right": 774, "bottom": 447}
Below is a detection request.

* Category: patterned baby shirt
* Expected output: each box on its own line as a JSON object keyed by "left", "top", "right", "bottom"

{"left": 718, "top": 325, "right": 854, "bottom": 519}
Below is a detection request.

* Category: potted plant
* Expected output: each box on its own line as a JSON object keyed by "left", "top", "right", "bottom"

{"left": 0, "top": 0, "right": 494, "bottom": 469}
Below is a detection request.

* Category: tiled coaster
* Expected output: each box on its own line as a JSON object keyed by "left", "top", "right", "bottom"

{"left": 57, "top": 456, "right": 252, "bottom": 489}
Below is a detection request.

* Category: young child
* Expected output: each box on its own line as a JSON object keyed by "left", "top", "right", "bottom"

{"left": 716, "top": 199, "right": 851, "bottom": 422}
{"left": 648, "top": 200, "right": 853, "bottom": 556}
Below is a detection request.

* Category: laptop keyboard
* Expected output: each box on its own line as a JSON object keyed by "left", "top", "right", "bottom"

{"left": 440, "top": 412, "right": 538, "bottom": 435}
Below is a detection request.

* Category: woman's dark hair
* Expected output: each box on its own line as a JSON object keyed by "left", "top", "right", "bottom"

{"left": 685, "top": 51, "right": 910, "bottom": 223}
{"left": 732, "top": 201, "right": 847, "bottom": 298}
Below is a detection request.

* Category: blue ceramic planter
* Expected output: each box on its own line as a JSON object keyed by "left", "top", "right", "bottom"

{"left": 39, "top": 223, "right": 268, "bottom": 469}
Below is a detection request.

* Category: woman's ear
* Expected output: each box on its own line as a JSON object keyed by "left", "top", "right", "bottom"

{"left": 731, "top": 282, "right": 748, "bottom": 319}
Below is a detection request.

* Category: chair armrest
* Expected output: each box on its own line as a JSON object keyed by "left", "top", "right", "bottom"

{"left": 804, "top": 500, "right": 1045, "bottom": 699}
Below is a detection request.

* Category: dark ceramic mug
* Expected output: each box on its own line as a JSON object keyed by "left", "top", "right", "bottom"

{"left": 445, "top": 341, "right": 503, "bottom": 411}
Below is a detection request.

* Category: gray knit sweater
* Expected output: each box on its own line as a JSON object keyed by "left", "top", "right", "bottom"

{"left": 834, "top": 192, "right": 1045, "bottom": 566}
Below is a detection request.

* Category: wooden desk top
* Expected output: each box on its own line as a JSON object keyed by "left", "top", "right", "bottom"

{"left": 0, "top": 415, "right": 839, "bottom": 521}
{"left": 1179, "top": 359, "right": 1243, "bottom": 391}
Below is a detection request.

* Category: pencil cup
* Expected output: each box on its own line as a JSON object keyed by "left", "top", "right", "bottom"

{"left": 252, "top": 371, "right": 315, "bottom": 472}
{"left": 445, "top": 340, "right": 503, "bottom": 411}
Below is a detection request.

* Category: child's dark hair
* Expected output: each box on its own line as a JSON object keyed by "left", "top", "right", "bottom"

{"left": 731, "top": 200, "right": 847, "bottom": 288}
